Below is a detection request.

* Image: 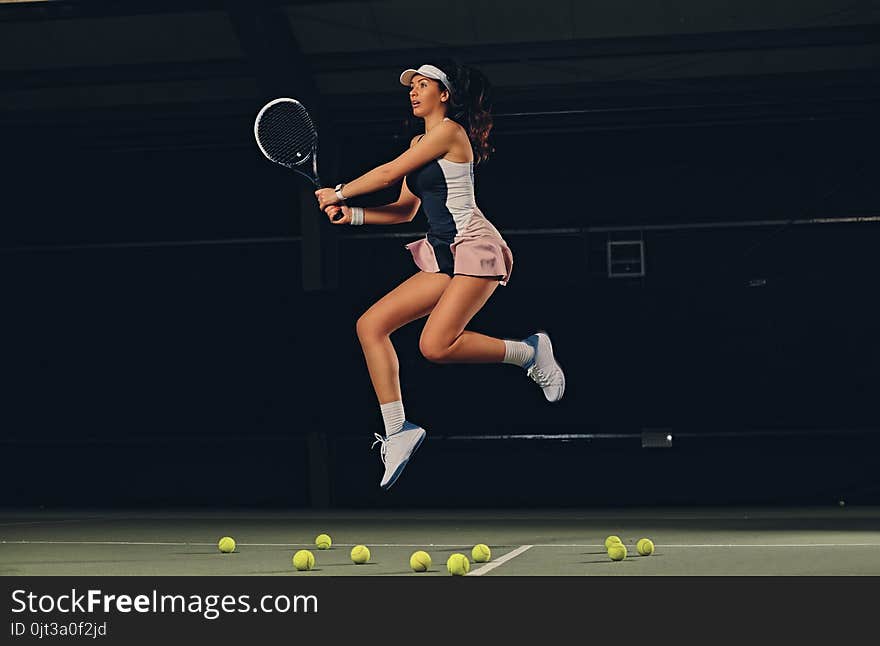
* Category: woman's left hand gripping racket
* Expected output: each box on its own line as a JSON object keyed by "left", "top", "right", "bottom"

{"left": 254, "top": 97, "right": 344, "bottom": 222}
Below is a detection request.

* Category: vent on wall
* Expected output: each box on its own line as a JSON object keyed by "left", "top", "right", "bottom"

{"left": 607, "top": 236, "right": 645, "bottom": 278}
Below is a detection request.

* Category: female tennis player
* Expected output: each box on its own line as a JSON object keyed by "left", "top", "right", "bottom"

{"left": 315, "top": 61, "right": 565, "bottom": 490}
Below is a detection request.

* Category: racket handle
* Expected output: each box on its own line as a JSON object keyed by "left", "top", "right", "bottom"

{"left": 314, "top": 176, "right": 344, "bottom": 222}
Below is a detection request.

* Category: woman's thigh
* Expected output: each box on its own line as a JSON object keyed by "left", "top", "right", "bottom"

{"left": 356, "top": 271, "right": 452, "bottom": 340}
{"left": 419, "top": 275, "right": 499, "bottom": 350}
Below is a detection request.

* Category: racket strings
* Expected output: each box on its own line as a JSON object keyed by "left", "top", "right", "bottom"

{"left": 256, "top": 102, "right": 317, "bottom": 167}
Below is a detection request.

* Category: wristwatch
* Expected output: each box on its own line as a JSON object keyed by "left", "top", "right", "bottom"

{"left": 334, "top": 183, "right": 347, "bottom": 204}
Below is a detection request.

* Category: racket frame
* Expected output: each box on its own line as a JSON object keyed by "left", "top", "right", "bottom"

{"left": 254, "top": 97, "right": 344, "bottom": 221}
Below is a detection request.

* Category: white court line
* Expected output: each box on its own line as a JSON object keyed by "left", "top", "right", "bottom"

{"left": 0, "top": 541, "right": 515, "bottom": 548}
{"left": 468, "top": 545, "right": 533, "bottom": 576}
{"left": 3, "top": 541, "right": 880, "bottom": 548}
{"left": 539, "top": 543, "right": 880, "bottom": 548}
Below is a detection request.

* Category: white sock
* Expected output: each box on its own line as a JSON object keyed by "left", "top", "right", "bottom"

{"left": 380, "top": 400, "right": 405, "bottom": 435}
{"left": 502, "top": 339, "right": 535, "bottom": 368}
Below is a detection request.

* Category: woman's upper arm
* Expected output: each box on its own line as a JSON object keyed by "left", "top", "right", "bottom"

{"left": 397, "top": 177, "right": 419, "bottom": 217}
{"left": 382, "top": 122, "right": 456, "bottom": 183}
{"left": 392, "top": 136, "right": 422, "bottom": 218}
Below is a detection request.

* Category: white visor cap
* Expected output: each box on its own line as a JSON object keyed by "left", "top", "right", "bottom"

{"left": 400, "top": 64, "right": 451, "bottom": 94}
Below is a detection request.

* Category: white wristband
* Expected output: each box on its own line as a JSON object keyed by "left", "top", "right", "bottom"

{"left": 334, "top": 183, "right": 348, "bottom": 204}
{"left": 350, "top": 206, "right": 365, "bottom": 226}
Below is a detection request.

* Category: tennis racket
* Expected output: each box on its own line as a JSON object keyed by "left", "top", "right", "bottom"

{"left": 254, "top": 97, "right": 343, "bottom": 221}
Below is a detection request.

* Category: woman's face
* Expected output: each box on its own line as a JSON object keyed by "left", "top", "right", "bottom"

{"left": 409, "top": 74, "right": 447, "bottom": 117}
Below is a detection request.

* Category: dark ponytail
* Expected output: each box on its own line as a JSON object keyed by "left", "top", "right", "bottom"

{"left": 402, "top": 59, "right": 495, "bottom": 165}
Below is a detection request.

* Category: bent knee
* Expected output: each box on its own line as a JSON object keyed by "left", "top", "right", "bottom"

{"left": 356, "top": 313, "right": 384, "bottom": 343}
{"left": 419, "top": 337, "right": 452, "bottom": 363}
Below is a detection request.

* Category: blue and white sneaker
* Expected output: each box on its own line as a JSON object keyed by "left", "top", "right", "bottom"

{"left": 371, "top": 421, "right": 427, "bottom": 490}
{"left": 523, "top": 331, "right": 566, "bottom": 402}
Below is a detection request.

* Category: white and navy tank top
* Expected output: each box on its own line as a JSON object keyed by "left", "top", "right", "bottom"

{"left": 406, "top": 118, "right": 477, "bottom": 244}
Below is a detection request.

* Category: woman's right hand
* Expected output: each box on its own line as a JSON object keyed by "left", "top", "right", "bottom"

{"left": 324, "top": 204, "right": 351, "bottom": 224}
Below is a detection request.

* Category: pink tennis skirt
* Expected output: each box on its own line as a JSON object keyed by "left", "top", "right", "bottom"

{"left": 404, "top": 209, "right": 514, "bottom": 286}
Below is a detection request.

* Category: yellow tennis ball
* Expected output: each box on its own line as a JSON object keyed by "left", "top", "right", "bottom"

{"left": 410, "top": 550, "right": 432, "bottom": 572}
{"left": 350, "top": 545, "right": 370, "bottom": 564}
{"left": 447, "top": 553, "right": 470, "bottom": 576}
{"left": 217, "top": 537, "right": 236, "bottom": 553}
{"left": 293, "top": 549, "right": 315, "bottom": 571}
{"left": 472, "top": 544, "right": 491, "bottom": 563}
{"left": 637, "top": 538, "right": 654, "bottom": 556}
{"left": 604, "top": 535, "right": 623, "bottom": 550}
{"left": 315, "top": 533, "right": 332, "bottom": 550}
{"left": 608, "top": 543, "right": 628, "bottom": 561}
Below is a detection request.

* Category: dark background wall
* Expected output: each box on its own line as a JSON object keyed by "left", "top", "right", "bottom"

{"left": 2, "top": 0, "right": 879, "bottom": 508}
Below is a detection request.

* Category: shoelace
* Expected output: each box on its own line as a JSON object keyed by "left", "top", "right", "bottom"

{"left": 371, "top": 433, "right": 388, "bottom": 465}
{"left": 527, "top": 364, "right": 557, "bottom": 387}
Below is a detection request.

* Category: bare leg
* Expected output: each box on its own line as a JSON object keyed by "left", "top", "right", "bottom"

{"left": 418, "top": 275, "right": 507, "bottom": 364}
{"left": 356, "top": 271, "right": 451, "bottom": 404}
